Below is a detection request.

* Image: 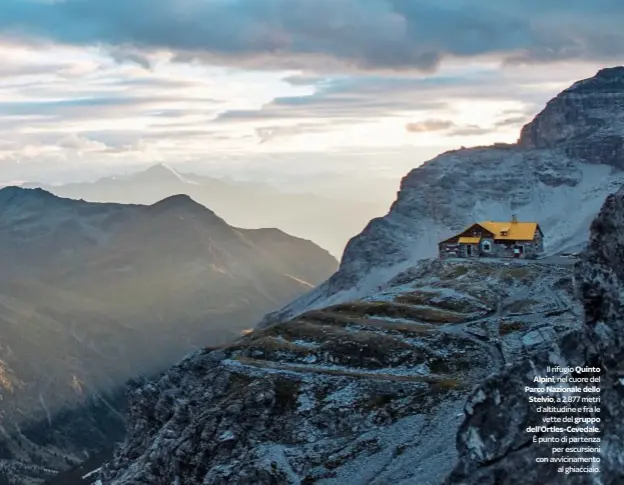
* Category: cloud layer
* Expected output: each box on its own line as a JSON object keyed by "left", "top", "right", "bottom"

{"left": 2, "top": 0, "right": 623, "bottom": 71}
{"left": 1, "top": 2, "right": 621, "bottom": 185}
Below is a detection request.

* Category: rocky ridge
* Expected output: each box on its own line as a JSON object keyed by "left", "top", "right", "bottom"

{"left": 519, "top": 66, "right": 624, "bottom": 167}
{"left": 261, "top": 67, "right": 624, "bottom": 326}
{"left": 97, "top": 257, "right": 581, "bottom": 485}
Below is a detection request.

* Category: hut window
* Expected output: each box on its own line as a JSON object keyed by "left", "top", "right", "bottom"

{"left": 482, "top": 241, "right": 492, "bottom": 252}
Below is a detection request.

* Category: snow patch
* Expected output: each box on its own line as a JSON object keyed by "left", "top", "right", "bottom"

{"left": 82, "top": 467, "right": 101, "bottom": 479}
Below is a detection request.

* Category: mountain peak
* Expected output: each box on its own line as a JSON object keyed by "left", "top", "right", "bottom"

{"left": 148, "top": 194, "right": 224, "bottom": 223}
{"left": 564, "top": 65, "right": 624, "bottom": 94}
{"left": 0, "top": 185, "right": 56, "bottom": 203}
{"left": 146, "top": 162, "right": 176, "bottom": 173}
{"left": 596, "top": 65, "right": 624, "bottom": 78}
{"left": 518, "top": 66, "right": 624, "bottom": 169}
{"left": 151, "top": 193, "right": 197, "bottom": 208}
{"left": 133, "top": 163, "right": 188, "bottom": 183}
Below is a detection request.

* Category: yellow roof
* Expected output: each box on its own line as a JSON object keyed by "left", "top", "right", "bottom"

{"left": 458, "top": 236, "right": 481, "bottom": 244}
{"left": 478, "top": 221, "right": 539, "bottom": 241}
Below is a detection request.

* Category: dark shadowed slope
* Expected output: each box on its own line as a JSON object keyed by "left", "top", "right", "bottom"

{"left": 0, "top": 187, "right": 337, "bottom": 484}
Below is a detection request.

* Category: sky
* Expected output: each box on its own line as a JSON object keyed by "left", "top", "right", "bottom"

{"left": 1, "top": 0, "right": 623, "bottom": 184}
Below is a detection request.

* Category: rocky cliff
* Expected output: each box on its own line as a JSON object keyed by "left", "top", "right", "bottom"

{"left": 444, "top": 185, "right": 624, "bottom": 484}
{"left": 261, "top": 67, "right": 624, "bottom": 326}
{"left": 519, "top": 66, "right": 624, "bottom": 169}
{"left": 93, "top": 170, "right": 624, "bottom": 485}
{"left": 95, "top": 257, "right": 581, "bottom": 485}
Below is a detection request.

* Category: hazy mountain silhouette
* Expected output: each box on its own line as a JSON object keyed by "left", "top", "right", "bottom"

{"left": 26, "top": 164, "right": 385, "bottom": 258}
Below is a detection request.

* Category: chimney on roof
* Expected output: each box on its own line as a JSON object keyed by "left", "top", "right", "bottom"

{"left": 511, "top": 214, "right": 518, "bottom": 224}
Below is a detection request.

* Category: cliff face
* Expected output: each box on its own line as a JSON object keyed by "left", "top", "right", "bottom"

{"left": 444, "top": 186, "right": 624, "bottom": 484}
{"left": 261, "top": 67, "right": 624, "bottom": 326}
{"left": 97, "top": 258, "right": 581, "bottom": 485}
{"left": 519, "top": 66, "right": 624, "bottom": 169}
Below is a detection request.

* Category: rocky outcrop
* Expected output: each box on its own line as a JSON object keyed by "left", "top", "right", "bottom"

{"left": 443, "top": 186, "right": 624, "bottom": 484}
{"left": 262, "top": 67, "right": 624, "bottom": 326}
{"left": 98, "top": 258, "right": 581, "bottom": 485}
{"left": 519, "top": 66, "right": 624, "bottom": 169}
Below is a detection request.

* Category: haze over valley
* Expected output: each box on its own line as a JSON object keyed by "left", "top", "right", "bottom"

{"left": 19, "top": 163, "right": 395, "bottom": 258}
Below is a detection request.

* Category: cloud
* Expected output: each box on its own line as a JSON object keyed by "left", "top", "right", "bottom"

{"left": 217, "top": 97, "right": 447, "bottom": 122}
{"left": 81, "top": 128, "right": 236, "bottom": 146}
{"left": 448, "top": 125, "right": 492, "bottom": 137}
{"left": 282, "top": 74, "right": 327, "bottom": 86}
{"left": 107, "top": 77, "right": 209, "bottom": 91}
{"left": 0, "top": 0, "right": 622, "bottom": 72}
{"left": 405, "top": 119, "right": 455, "bottom": 133}
{"left": 214, "top": 70, "right": 561, "bottom": 124}
{"left": 57, "top": 133, "right": 107, "bottom": 151}
{"left": 0, "top": 97, "right": 150, "bottom": 123}
{"left": 256, "top": 125, "right": 317, "bottom": 144}
{"left": 106, "top": 46, "right": 153, "bottom": 70}
{"left": 494, "top": 115, "right": 530, "bottom": 128}
{"left": 215, "top": 76, "right": 459, "bottom": 122}
{"left": 404, "top": 119, "right": 499, "bottom": 137}
{"left": 0, "top": 95, "right": 220, "bottom": 122}
{"left": 0, "top": 60, "right": 69, "bottom": 79}
{"left": 254, "top": 120, "right": 367, "bottom": 144}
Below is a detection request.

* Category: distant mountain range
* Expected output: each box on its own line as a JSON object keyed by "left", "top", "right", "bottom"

{"left": 0, "top": 187, "right": 337, "bottom": 484}
{"left": 21, "top": 164, "right": 389, "bottom": 258}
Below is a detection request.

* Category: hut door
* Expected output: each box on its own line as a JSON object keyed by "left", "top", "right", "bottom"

{"left": 467, "top": 245, "right": 472, "bottom": 257}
